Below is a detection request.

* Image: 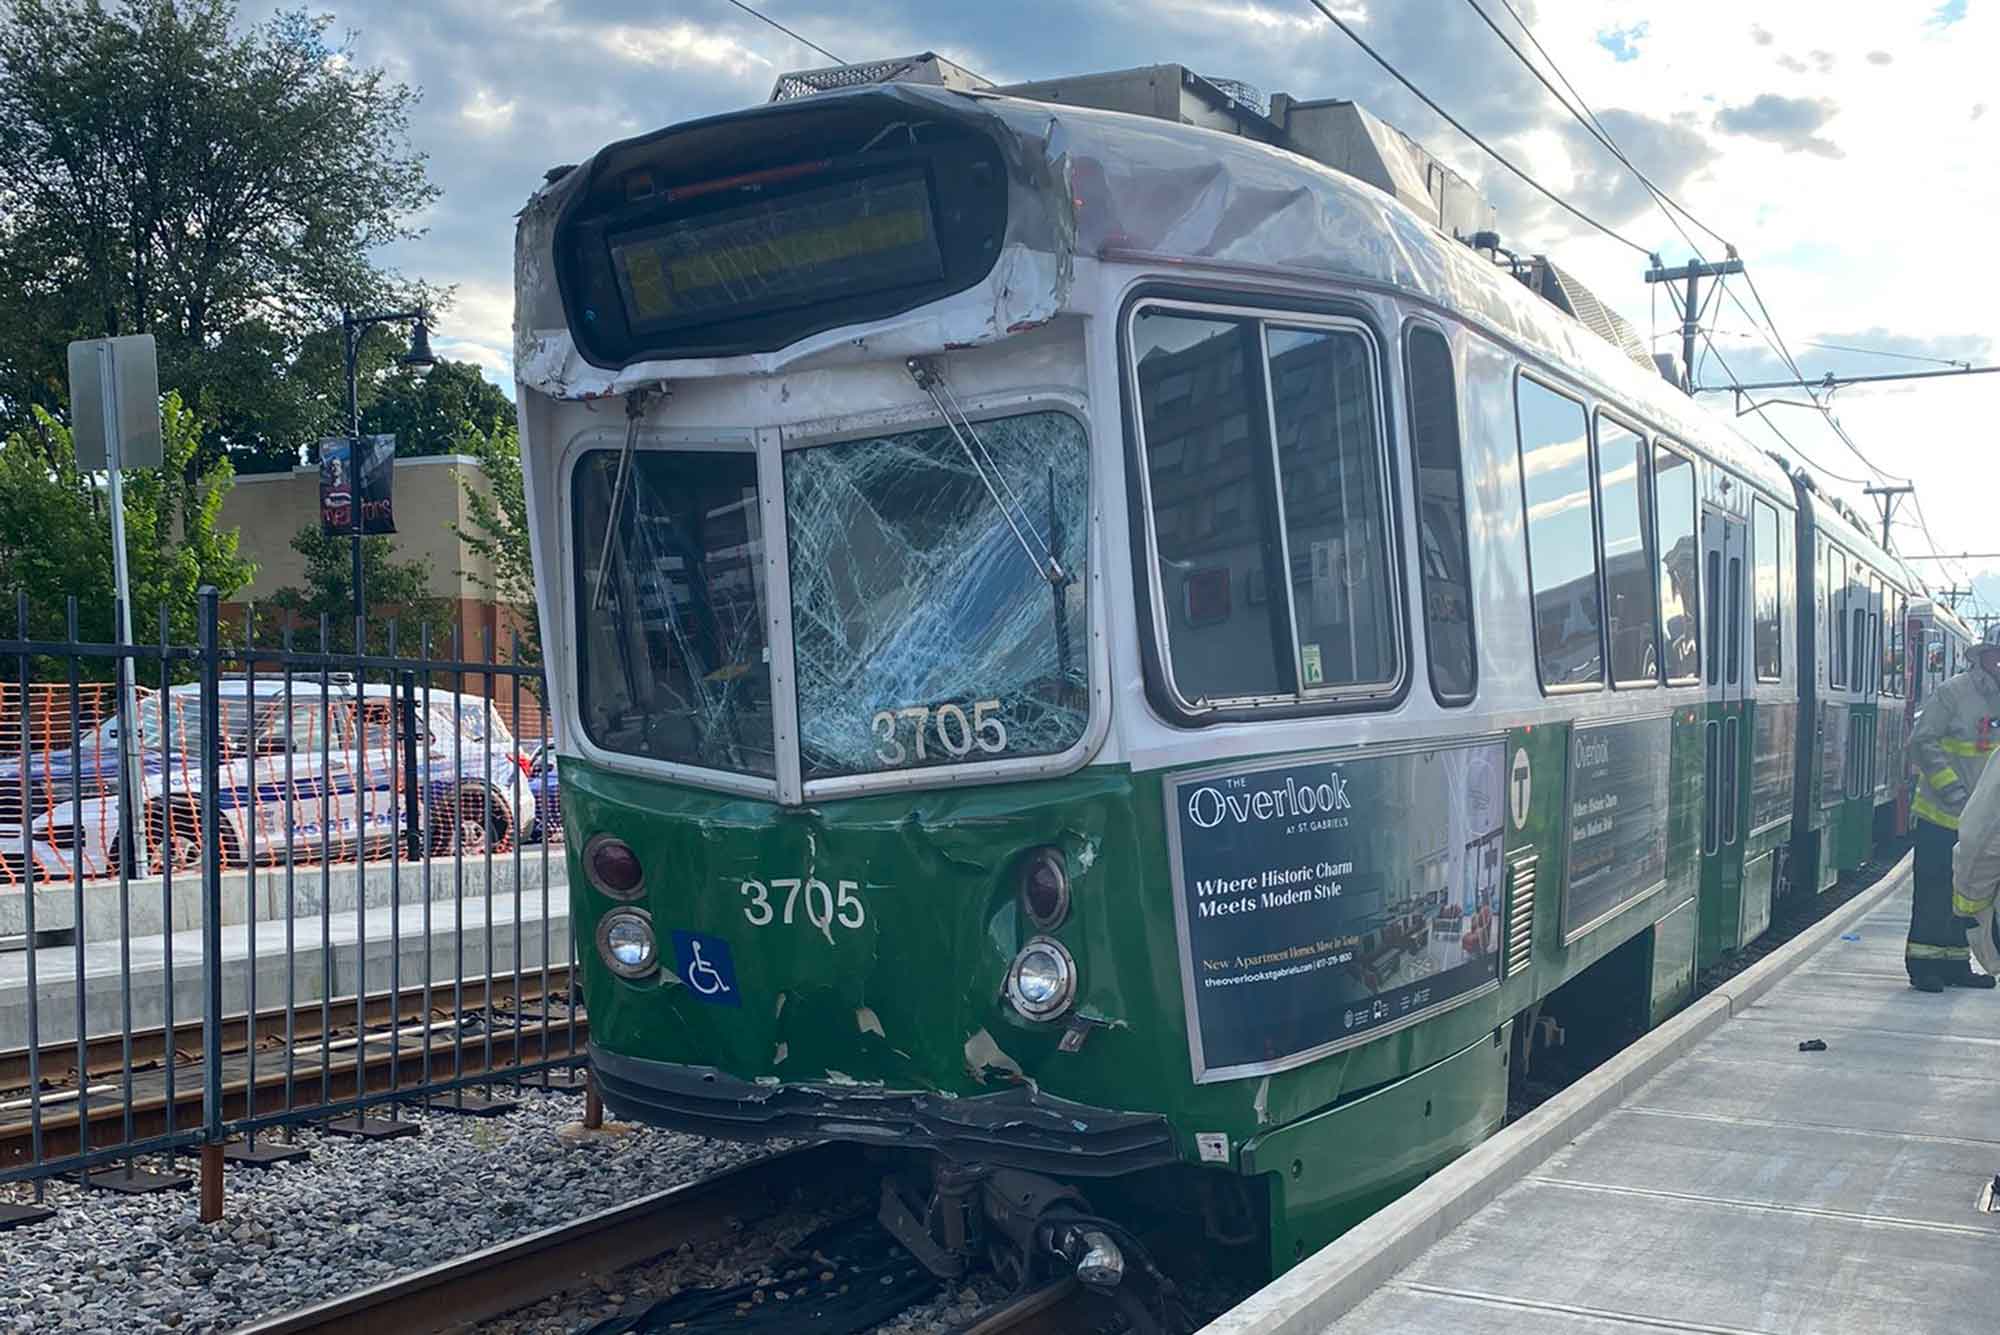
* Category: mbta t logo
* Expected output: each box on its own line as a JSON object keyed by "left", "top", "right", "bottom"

{"left": 1510, "top": 748, "right": 1533, "bottom": 830}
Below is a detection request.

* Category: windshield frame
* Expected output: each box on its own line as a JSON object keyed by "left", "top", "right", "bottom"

{"left": 556, "top": 393, "right": 1108, "bottom": 805}
{"left": 560, "top": 423, "right": 784, "bottom": 801}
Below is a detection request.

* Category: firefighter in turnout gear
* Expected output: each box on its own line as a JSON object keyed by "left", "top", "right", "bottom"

{"left": 1906, "top": 623, "right": 2000, "bottom": 990}
{"left": 1956, "top": 749, "right": 2000, "bottom": 977}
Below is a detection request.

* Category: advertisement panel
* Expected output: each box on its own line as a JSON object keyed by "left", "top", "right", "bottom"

{"left": 1819, "top": 701, "right": 1848, "bottom": 808}
{"left": 1751, "top": 701, "right": 1799, "bottom": 832}
{"left": 1167, "top": 740, "right": 1507, "bottom": 1083}
{"left": 318, "top": 434, "right": 397, "bottom": 537}
{"left": 1562, "top": 716, "right": 1672, "bottom": 940}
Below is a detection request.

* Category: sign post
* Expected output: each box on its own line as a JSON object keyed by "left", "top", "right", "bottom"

{"left": 68, "top": 335, "right": 162, "bottom": 877}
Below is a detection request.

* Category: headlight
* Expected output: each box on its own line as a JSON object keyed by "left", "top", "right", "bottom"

{"left": 1018, "top": 847, "right": 1070, "bottom": 930}
{"left": 1006, "top": 936, "right": 1077, "bottom": 1021}
{"left": 584, "top": 834, "right": 644, "bottom": 899}
{"left": 597, "top": 908, "right": 658, "bottom": 978}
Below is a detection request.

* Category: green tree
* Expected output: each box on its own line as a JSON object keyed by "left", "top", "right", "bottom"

{"left": 266, "top": 527, "right": 449, "bottom": 658}
{"left": 362, "top": 360, "right": 514, "bottom": 460}
{"left": 0, "top": 391, "right": 256, "bottom": 669}
{"left": 0, "top": 0, "right": 440, "bottom": 468}
{"left": 451, "top": 418, "right": 541, "bottom": 674}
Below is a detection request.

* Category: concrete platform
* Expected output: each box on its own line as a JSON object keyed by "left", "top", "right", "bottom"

{"left": 2, "top": 879, "right": 571, "bottom": 1048}
{"left": 1209, "top": 857, "right": 2000, "bottom": 1335}
{"left": 0, "top": 843, "right": 566, "bottom": 940}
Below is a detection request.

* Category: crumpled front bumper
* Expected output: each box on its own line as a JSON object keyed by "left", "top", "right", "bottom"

{"left": 589, "top": 1045, "right": 1179, "bottom": 1177}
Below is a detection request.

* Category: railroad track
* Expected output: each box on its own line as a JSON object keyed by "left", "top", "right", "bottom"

{"left": 230, "top": 1143, "right": 1153, "bottom": 1335}
{"left": 0, "top": 966, "right": 575, "bottom": 1093}
{"left": 1, "top": 968, "right": 585, "bottom": 1166}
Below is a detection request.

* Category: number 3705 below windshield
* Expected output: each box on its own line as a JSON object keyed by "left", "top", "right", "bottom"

{"left": 572, "top": 410, "right": 1089, "bottom": 784}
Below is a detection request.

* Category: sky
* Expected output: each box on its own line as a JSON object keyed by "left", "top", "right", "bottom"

{"left": 255, "top": 0, "right": 2000, "bottom": 616}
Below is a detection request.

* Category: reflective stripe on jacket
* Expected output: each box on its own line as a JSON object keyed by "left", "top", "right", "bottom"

{"left": 1909, "top": 661, "right": 2000, "bottom": 831}
{"left": 1955, "top": 748, "right": 2000, "bottom": 919}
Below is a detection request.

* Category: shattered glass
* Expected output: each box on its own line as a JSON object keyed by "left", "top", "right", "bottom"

{"left": 572, "top": 448, "right": 776, "bottom": 777}
{"left": 784, "top": 411, "right": 1089, "bottom": 780}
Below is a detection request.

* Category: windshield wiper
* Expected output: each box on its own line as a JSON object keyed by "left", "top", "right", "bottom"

{"left": 906, "top": 358, "right": 1068, "bottom": 588}
{"left": 589, "top": 387, "right": 660, "bottom": 612}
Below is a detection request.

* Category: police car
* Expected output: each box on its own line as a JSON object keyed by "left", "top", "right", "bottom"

{"left": 0, "top": 676, "right": 535, "bottom": 882}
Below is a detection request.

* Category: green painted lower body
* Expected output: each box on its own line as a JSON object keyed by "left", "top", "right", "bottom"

{"left": 1650, "top": 896, "right": 1699, "bottom": 1026}
{"left": 1244, "top": 1022, "right": 1512, "bottom": 1274}
{"left": 1834, "top": 704, "right": 1878, "bottom": 873}
{"left": 560, "top": 708, "right": 1728, "bottom": 1282}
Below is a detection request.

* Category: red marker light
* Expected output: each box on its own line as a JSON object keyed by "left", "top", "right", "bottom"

{"left": 1020, "top": 848, "right": 1071, "bottom": 930}
{"left": 585, "top": 835, "right": 644, "bottom": 899}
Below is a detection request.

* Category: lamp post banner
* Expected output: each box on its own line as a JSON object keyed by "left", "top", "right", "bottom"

{"left": 319, "top": 435, "right": 397, "bottom": 537}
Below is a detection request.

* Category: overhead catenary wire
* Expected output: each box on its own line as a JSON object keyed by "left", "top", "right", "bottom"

{"left": 1488, "top": 0, "right": 1733, "bottom": 257}
{"left": 1461, "top": 0, "right": 1933, "bottom": 510}
{"left": 1466, "top": 0, "right": 1715, "bottom": 265}
{"left": 1698, "top": 331, "right": 1871, "bottom": 487}
{"left": 1909, "top": 491, "right": 1984, "bottom": 603}
{"left": 1302, "top": 0, "right": 1652, "bottom": 258}
{"left": 1802, "top": 340, "right": 1971, "bottom": 369}
{"left": 1716, "top": 283, "right": 1906, "bottom": 484}
{"left": 722, "top": 0, "right": 843, "bottom": 65}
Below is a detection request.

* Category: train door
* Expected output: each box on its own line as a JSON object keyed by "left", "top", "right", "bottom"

{"left": 1835, "top": 573, "right": 1879, "bottom": 872}
{"left": 1698, "top": 506, "right": 1748, "bottom": 966}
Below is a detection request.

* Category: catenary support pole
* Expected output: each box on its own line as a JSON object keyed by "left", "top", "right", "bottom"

{"left": 1644, "top": 256, "right": 1744, "bottom": 393}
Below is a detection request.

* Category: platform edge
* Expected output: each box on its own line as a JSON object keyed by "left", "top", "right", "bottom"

{"left": 1198, "top": 852, "right": 1915, "bottom": 1335}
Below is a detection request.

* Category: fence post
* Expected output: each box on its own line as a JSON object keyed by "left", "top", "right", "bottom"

{"left": 197, "top": 586, "right": 226, "bottom": 1223}
{"left": 402, "top": 670, "right": 422, "bottom": 860}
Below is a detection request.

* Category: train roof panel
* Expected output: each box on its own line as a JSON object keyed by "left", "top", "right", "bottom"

{"left": 516, "top": 80, "right": 1791, "bottom": 502}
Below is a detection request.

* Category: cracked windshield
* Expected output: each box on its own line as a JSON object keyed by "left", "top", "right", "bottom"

{"left": 573, "top": 448, "right": 775, "bottom": 776}
{"left": 785, "top": 410, "right": 1090, "bottom": 780}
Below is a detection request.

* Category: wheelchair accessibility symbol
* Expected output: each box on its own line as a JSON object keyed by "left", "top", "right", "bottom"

{"left": 670, "top": 931, "right": 741, "bottom": 1007}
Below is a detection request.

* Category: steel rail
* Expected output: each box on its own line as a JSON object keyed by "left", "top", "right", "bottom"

{"left": 232, "top": 1142, "right": 868, "bottom": 1335}
{"left": 230, "top": 1142, "right": 1122, "bottom": 1335}
{"left": 0, "top": 965, "right": 572, "bottom": 1095}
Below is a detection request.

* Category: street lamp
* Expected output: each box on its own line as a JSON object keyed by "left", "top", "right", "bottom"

{"left": 339, "top": 307, "right": 435, "bottom": 637}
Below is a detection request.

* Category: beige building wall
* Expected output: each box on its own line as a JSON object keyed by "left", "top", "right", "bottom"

{"left": 220, "top": 454, "right": 497, "bottom": 606}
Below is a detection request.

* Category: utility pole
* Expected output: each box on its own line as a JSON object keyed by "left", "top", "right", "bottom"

{"left": 1644, "top": 255, "right": 1744, "bottom": 393}
{"left": 1862, "top": 484, "right": 1914, "bottom": 550}
{"left": 1941, "top": 586, "right": 1971, "bottom": 610}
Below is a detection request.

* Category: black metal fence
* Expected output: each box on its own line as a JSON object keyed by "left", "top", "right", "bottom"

{"left": 2, "top": 589, "right": 580, "bottom": 1226}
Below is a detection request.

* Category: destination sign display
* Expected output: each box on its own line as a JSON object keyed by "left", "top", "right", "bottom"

{"left": 1562, "top": 716, "right": 1671, "bottom": 939}
{"left": 1168, "top": 742, "right": 1507, "bottom": 1082}
{"left": 608, "top": 170, "right": 945, "bottom": 333}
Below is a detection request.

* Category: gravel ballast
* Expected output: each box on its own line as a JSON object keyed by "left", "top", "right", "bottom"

{"left": 0, "top": 1088, "right": 766, "bottom": 1335}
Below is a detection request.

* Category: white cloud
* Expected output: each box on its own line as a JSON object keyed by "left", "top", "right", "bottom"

{"left": 290, "top": 0, "right": 1999, "bottom": 597}
{"left": 459, "top": 88, "right": 516, "bottom": 130}
{"left": 597, "top": 23, "right": 772, "bottom": 80}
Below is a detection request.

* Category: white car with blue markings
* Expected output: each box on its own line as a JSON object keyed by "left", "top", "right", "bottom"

{"left": 0, "top": 677, "right": 533, "bottom": 882}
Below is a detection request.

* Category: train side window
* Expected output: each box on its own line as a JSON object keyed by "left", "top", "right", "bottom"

{"left": 1267, "top": 325, "right": 1398, "bottom": 693}
{"left": 1133, "top": 313, "right": 1288, "bottom": 703}
{"left": 1594, "top": 414, "right": 1658, "bottom": 687}
{"left": 1781, "top": 515, "right": 1796, "bottom": 683}
{"left": 1727, "top": 553, "right": 1742, "bottom": 686}
{"left": 1706, "top": 548, "right": 1722, "bottom": 686}
{"left": 1752, "top": 498, "right": 1782, "bottom": 681}
{"left": 1816, "top": 540, "right": 1828, "bottom": 683}
{"left": 1403, "top": 324, "right": 1475, "bottom": 704}
{"left": 1516, "top": 376, "right": 1601, "bottom": 690}
{"left": 1654, "top": 444, "right": 1699, "bottom": 683}
{"left": 1829, "top": 547, "right": 1847, "bottom": 687}
{"left": 1129, "top": 305, "right": 1401, "bottom": 712}
{"left": 1856, "top": 575, "right": 1872, "bottom": 699}
{"left": 1888, "top": 592, "right": 1904, "bottom": 695}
